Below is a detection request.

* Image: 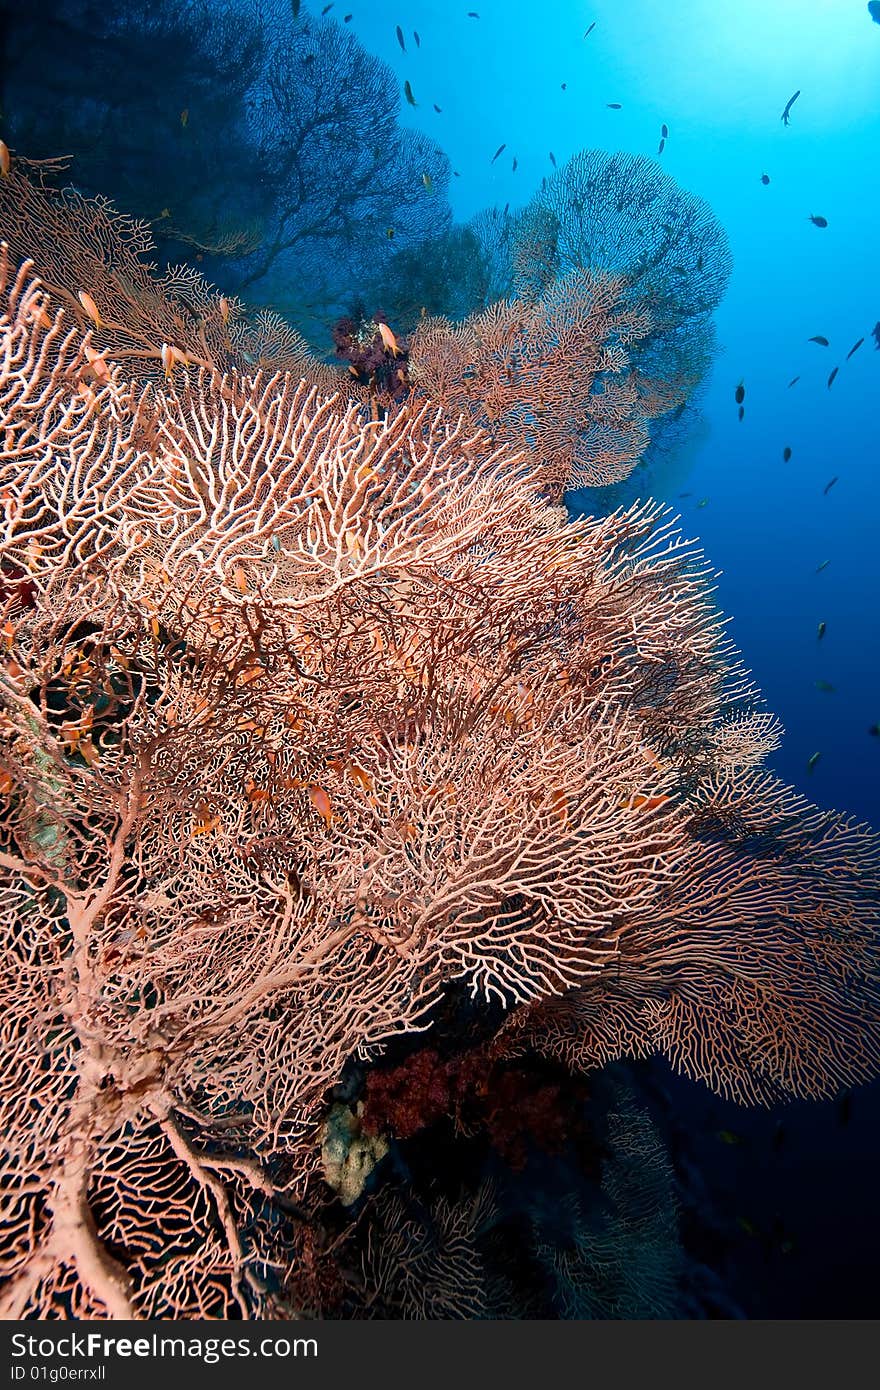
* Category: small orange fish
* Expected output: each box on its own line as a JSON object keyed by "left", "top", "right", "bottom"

{"left": 621, "top": 793, "right": 670, "bottom": 812}
{"left": 77, "top": 290, "right": 101, "bottom": 327}
{"left": 161, "top": 342, "right": 175, "bottom": 380}
{"left": 29, "top": 302, "right": 53, "bottom": 331}
{"left": 233, "top": 565, "right": 248, "bottom": 594}
{"left": 191, "top": 814, "right": 221, "bottom": 837}
{"left": 236, "top": 666, "right": 264, "bottom": 686}
{"left": 219, "top": 295, "right": 230, "bottom": 324}
{"left": 348, "top": 764, "right": 374, "bottom": 792}
{"left": 83, "top": 343, "right": 110, "bottom": 381}
{"left": 0, "top": 140, "right": 10, "bottom": 177}
{"left": 180, "top": 108, "right": 189, "bottom": 129}
{"left": 376, "top": 320, "right": 403, "bottom": 356}
{"left": 78, "top": 738, "right": 100, "bottom": 767}
{"left": 308, "top": 784, "right": 333, "bottom": 826}
{"left": 76, "top": 381, "right": 97, "bottom": 414}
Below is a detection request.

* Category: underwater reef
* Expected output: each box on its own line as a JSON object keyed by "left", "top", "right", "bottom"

{"left": 0, "top": 136, "right": 878, "bottom": 1319}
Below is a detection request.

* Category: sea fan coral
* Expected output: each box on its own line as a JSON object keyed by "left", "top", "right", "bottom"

{"left": 0, "top": 177, "right": 877, "bottom": 1321}
{"left": 407, "top": 270, "right": 652, "bottom": 494}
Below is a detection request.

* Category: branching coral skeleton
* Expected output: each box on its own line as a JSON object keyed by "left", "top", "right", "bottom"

{"left": 0, "top": 215, "right": 878, "bottom": 1319}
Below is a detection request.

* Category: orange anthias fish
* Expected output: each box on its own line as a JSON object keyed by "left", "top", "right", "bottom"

{"left": 376, "top": 320, "right": 403, "bottom": 356}
{"left": 191, "top": 801, "right": 221, "bottom": 837}
{"left": 348, "top": 764, "right": 374, "bottom": 793}
{"left": 620, "top": 793, "right": 671, "bottom": 812}
{"left": 325, "top": 759, "right": 375, "bottom": 794}
{"left": 77, "top": 290, "right": 102, "bottom": 327}
{"left": 0, "top": 140, "right": 10, "bottom": 177}
{"left": 308, "top": 785, "right": 333, "bottom": 827}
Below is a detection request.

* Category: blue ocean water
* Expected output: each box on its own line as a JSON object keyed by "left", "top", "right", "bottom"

{"left": 3, "top": 0, "right": 878, "bottom": 1318}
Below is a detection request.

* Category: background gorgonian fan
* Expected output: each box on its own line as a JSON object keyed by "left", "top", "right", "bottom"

{"left": 0, "top": 0, "right": 453, "bottom": 348}
{"left": 0, "top": 197, "right": 878, "bottom": 1321}
{"left": 401, "top": 148, "right": 731, "bottom": 497}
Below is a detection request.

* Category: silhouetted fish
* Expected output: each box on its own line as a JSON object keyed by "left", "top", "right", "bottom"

{"left": 404, "top": 79, "right": 417, "bottom": 105}
{"left": 808, "top": 335, "right": 829, "bottom": 346}
{"left": 735, "top": 380, "right": 745, "bottom": 404}
{"left": 760, "top": 173, "right": 770, "bottom": 185}
{"left": 814, "top": 680, "right": 835, "bottom": 693}
{"left": 607, "top": 102, "right": 622, "bottom": 109}
{"left": 738, "top": 405, "right": 745, "bottom": 421}
{"left": 781, "top": 90, "right": 800, "bottom": 125}
{"left": 823, "top": 475, "right": 838, "bottom": 494}
{"left": 815, "top": 559, "right": 831, "bottom": 573}
{"left": 807, "top": 751, "right": 821, "bottom": 774}
{"left": 873, "top": 321, "right": 880, "bottom": 349}
{"left": 433, "top": 104, "right": 442, "bottom": 113}
{"left": 661, "top": 123, "right": 669, "bottom": 138}
{"left": 808, "top": 214, "right": 828, "bottom": 227}
{"left": 414, "top": 31, "right": 420, "bottom": 48}
{"left": 491, "top": 143, "right": 506, "bottom": 163}
{"left": 396, "top": 25, "right": 405, "bottom": 52}
{"left": 783, "top": 446, "right": 792, "bottom": 461}
{"left": 788, "top": 376, "right": 800, "bottom": 387}
{"left": 869, "top": 1, "right": 880, "bottom": 23}
{"left": 658, "top": 138, "right": 665, "bottom": 155}
{"left": 817, "top": 620, "right": 826, "bottom": 640}
{"left": 512, "top": 156, "right": 518, "bottom": 172}
{"left": 549, "top": 151, "right": 557, "bottom": 167}
{"left": 846, "top": 337, "right": 864, "bottom": 360}
{"left": 827, "top": 366, "right": 839, "bottom": 388}
{"left": 584, "top": 21, "right": 596, "bottom": 37}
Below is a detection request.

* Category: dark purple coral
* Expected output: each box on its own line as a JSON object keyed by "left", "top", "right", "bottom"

{"left": 332, "top": 311, "right": 411, "bottom": 399}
